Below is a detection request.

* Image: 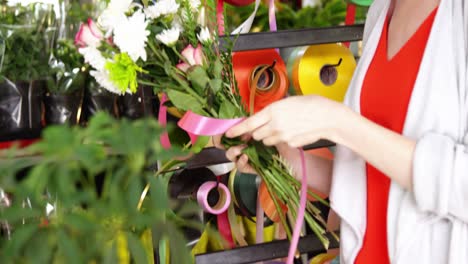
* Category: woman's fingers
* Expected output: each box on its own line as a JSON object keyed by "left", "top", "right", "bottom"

{"left": 225, "top": 145, "right": 246, "bottom": 162}
{"left": 211, "top": 135, "right": 223, "bottom": 149}
{"left": 251, "top": 123, "right": 274, "bottom": 141}
{"left": 262, "top": 135, "right": 282, "bottom": 146}
{"left": 226, "top": 108, "right": 271, "bottom": 138}
{"left": 236, "top": 154, "right": 257, "bottom": 174}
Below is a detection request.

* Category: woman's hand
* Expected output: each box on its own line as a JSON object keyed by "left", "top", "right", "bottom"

{"left": 212, "top": 134, "right": 257, "bottom": 174}
{"left": 225, "top": 95, "right": 348, "bottom": 148}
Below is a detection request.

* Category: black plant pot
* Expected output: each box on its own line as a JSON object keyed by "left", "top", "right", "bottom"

{"left": 0, "top": 80, "right": 44, "bottom": 140}
{"left": 44, "top": 90, "right": 83, "bottom": 125}
{"left": 118, "top": 86, "right": 157, "bottom": 120}
{"left": 81, "top": 84, "right": 119, "bottom": 124}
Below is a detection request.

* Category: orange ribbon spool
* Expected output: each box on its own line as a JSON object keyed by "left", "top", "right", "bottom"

{"left": 258, "top": 181, "right": 288, "bottom": 223}
{"left": 233, "top": 49, "right": 289, "bottom": 113}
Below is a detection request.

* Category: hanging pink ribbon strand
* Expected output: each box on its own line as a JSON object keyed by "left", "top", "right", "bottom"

{"left": 217, "top": 0, "right": 225, "bottom": 35}
{"left": 286, "top": 149, "right": 308, "bottom": 264}
{"left": 158, "top": 94, "right": 171, "bottom": 149}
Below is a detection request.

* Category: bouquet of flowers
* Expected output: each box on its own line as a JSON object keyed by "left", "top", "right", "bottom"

{"left": 80, "top": 0, "right": 332, "bottom": 248}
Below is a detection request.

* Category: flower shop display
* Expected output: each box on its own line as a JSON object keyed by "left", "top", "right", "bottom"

{"left": 0, "top": 1, "right": 56, "bottom": 137}
{"left": 82, "top": 0, "right": 332, "bottom": 253}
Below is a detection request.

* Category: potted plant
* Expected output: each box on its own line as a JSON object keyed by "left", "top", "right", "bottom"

{"left": 0, "top": 113, "right": 200, "bottom": 263}
{"left": 45, "top": 39, "right": 86, "bottom": 125}
{"left": 0, "top": 1, "right": 56, "bottom": 139}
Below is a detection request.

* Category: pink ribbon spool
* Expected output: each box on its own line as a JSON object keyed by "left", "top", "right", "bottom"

{"left": 197, "top": 181, "right": 231, "bottom": 215}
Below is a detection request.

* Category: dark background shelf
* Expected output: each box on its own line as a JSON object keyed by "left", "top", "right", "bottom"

{"left": 195, "top": 232, "right": 339, "bottom": 264}
{"left": 222, "top": 24, "right": 364, "bottom": 51}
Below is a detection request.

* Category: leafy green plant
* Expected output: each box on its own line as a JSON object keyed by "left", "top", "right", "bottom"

{"left": 47, "top": 39, "right": 86, "bottom": 94}
{"left": 0, "top": 113, "right": 202, "bottom": 263}
{"left": 225, "top": 0, "right": 368, "bottom": 32}
{"left": 0, "top": 2, "right": 56, "bottom": 82}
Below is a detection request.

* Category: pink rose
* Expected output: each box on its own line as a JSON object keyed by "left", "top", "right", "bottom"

{"left": 176, "top": 44, "right": 204, "bottom": 72}
{"left": 75, "top": 19, "right": 104, "bottom": 48}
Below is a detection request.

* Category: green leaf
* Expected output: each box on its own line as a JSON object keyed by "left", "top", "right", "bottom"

{"left": 218, "top": 100, "right": 237, "bottom": 119}
{"left": 166, "top": 89, "right": 204, "bottom": 114}
{"left": 209, "top": 79, "right": 222, "bottom": 94}
{"left": 2, "top": 223, "right": 38, "bottom": 259}
{"left": 213, "top": 60, "right": 223, "bottom": 79}
{"left": 191, "top": 136, "right": 210, "bottom": 153}
{"left": 187, "top": 66, "right": 210, "bottom": 94}
{"left": 126, "top": 232, "right": 148, "bottom": 264}
{"left": 57, "top": 228, "right": 82, "bottom": 264}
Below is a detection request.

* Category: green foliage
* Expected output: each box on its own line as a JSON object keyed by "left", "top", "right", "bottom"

{"left": 47, "top": 39, "right": 86, "bottom": 94}
{"left": 225, "top": 0, "right": 368, "bottom": 32}
{"left": 0, "top": 3, "right": 57, "bottom": 82}
{"left": 0, "top": 113, "right": 197, "bottom": 263}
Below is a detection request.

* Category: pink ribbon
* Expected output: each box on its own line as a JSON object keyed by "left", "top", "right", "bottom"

{"left": 178, "top": 111, "right": 244, "bottom": 136}
{"left": 286, "top": 149, "right": 307, "bottom": 264}
{"left": 268, "top": 0, "right": 277, "bottom": 32}
{"left": 197, "top": 181, "right": 231, "bottom": 215}
{"left": 158, "top": 94, "right": 172, "bottom": 149}
{"left": 217, "top": 0, "right": 225, "bottom": 35}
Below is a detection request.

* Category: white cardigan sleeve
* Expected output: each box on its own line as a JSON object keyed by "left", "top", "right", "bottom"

{"left": 413, "top": 132, "right": 468, "bottom": 222}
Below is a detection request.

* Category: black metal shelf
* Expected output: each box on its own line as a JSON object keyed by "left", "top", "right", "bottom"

{"left": 222, "top": 24, "right": 364, "bottom": 51}
{"left": 195, "top": 232, "right": 339, "bottom": 264}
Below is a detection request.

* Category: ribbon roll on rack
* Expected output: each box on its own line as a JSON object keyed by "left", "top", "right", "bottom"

{"left": 259, "top": 181, "right": 288, "bottom": 223}
{"left": 233, "top": 49, "right": 289, "bottom": 113}
{"left": 196, "top": 181, "right": 231, "bottom": 215}
{"left": 286, "top": 46, "right": 307, "bottom": 95}
{"left": 228, "top": 171, "right": 274, "bottom": 225}
{"left": 290, "top": 43, "right": 356, "bottom": 102}
{"left": 206, "top": 163, "right": 236, "bottom": 248}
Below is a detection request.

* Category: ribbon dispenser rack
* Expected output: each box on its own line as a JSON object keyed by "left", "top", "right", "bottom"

{"left": 192, "top": 23, "right": 365, "bottom": 264}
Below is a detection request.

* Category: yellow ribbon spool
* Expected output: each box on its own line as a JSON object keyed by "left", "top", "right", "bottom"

{"left": 291, "top": 43, "right": 356, "bottom": 102}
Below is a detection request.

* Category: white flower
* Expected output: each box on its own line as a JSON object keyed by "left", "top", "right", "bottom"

{"left": 98, "top": 0, "right": 133, "bottom": 35}
{"left": 156, "top": 28, "right": 180, "bottom": 47}
{"left": 197, "top": 27, "right": 211, "bottom": 43}
{"left": 144, "top": 0, "right": 179, "bottom": 19}
{"left": 90, "top": 70, "right": 128, "bottom": 95}
{"left": 189, "top": 0, "right": 201, "bottom": 10}
{"left": 113, "top": 10, "right": 150, "bottom": 61}
{"left": 79, "top": 46, "right": 107, "bottom": 71}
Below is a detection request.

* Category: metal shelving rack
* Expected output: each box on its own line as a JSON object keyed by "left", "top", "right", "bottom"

{"left": 194, "top": 24, "right": 365, "bottom": 264}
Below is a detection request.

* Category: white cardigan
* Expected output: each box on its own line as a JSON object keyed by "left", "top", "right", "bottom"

{"left": 330, "top": 0, "right": 468, "bottom": 263}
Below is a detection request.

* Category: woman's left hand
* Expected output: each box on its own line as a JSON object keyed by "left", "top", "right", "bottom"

{"left": 226, "top": 95, "right": 349, "bottom": 147}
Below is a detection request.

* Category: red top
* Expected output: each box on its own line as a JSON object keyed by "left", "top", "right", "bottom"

{"left": 356, "top": 8, "right": 437, "bottom": 263}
